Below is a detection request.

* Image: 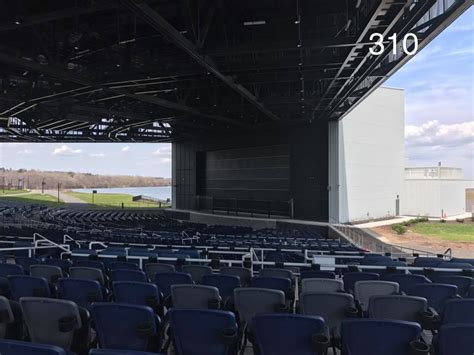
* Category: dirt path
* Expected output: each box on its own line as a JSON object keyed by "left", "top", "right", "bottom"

{"left": 35, "top": 190, "right": 85, "bottom": 204}
{"left": 371, "top": 225, "right": 474, "bottom": 258}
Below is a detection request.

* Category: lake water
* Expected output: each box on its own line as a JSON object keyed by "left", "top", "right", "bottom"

{"left": 72, "top": 186, "right": 172, "bottom": 201}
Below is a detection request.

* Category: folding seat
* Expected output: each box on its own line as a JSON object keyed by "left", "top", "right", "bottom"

{"left": 341, "top": 319, "right": 426, "bottom": 355}
{"left": 0, "top": 264, "right": 24, "bottom": 296}
{"left": 253, "top": 314, "right": 328, "bottom": 355}
{"left": 145, "top": 263, "right": 175, "bottom": 281}
{"left": 154, "top": 272, "right": 193, "bottom": 301}
{"left": 75, "top": 259, "right": 106, "bottom": 272}
{"left": 20, "top": 297, "right": 88, "bottom": 353}
{"left": 30, "top": 265, "right": 63, "bottom": 284}
{"left": 168, "top": 309, "right": 238, "bottom": 355}
{"left": 250, "top": 276, "right": 292, "bottom": 296}
{"left": 299, "top": 291, "right": 356, "bottom": 349}
{"left": 469, "top": 285, "right": 474, "bottom": 298}
{"left": 43, "top": 259, "right": 72, "bottom": 274}
{"left": 407, "top": 284, "right": 458, "bottom": 315}
{"left": 171, "top": 284, "right": 220, "bottom": 309}
{"left": 442, "top": 299, "right": 474, "bottom": 324}
{"left": 414, "top": 257, "right": 443, "bottom": 267}
{"left": 69, "top": 266, "right": 105, "bottom": 285}
{"left": 301, "top": 278, "right": 343, "bottom": 293}
{"left": 435, "top": 324, "right": 474, "bottom": 355}
{"left": 110, "top": 270, "right": 147, "bottom": 283}
{"left": 91, "top": 303, "right": 161, "bottom": 352}
{"left": 0, "top": 296, "right": 15, "bottom": 339}
{"left": 7, "top": 275, "right": 51, "bottom": 300}
{"left": 300, "top": 270, "right": 336, "bottom": 280}
{"left": 0, "top": 339, "right": 67, "bottom": 355}
{"left": 89, "top": 350, "right": 162, "bottom": 355}
{"left": 354, "top": 281, "right": 399, "bottom": 313}
{"left": 15, "top": 257, "right": 41, "bottom": 274}
{"left": 202, "top": 274, "right": 240, "bottom": 307}
{"left": 343, "top": 272, "right": 379, "bottom": 293}
{"left": 181, "top": 265, "right": 212, "bottom": 284}
{"left": 430, "top": 276, "right": 473, "bottom": 297}
{"left": 386, "top": 274, "right": 431, "bottom": 293}
{"left": 108, "top": 262, "right": 139, "bottom": 271}
{"left": 220, "top": 267, "right": 252, "bottom": 286}
{"left": 113, "top": 282, "right": 161, "bottom": 314}
{"left": 368, "top": 295, "right": 427, "bottom": 323}
{"left": 259, "top": 268, "right": 293, "bottom": 281}
{"left": 58, "top": 278, "right": 104, "bottom": 309}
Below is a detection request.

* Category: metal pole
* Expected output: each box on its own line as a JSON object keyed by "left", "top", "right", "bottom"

{"left": 57, "top": 183, "right": 61, "bottom": 203}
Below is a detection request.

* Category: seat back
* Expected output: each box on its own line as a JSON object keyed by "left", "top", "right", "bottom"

{"left": 386, "top": 274, "right": 431, "bottom": 293}
{"left": 300, "top": 271, "right": 336, "bottom": 280}
{"left": 354, "top": 281, "right": 399, "bottom": 312}
{"left": 0, "top": 295, "right": 14, "bottom": 338}
{"left": 69, "top": 267, "right": 105, "bottom": 284}
{"left": 30, "top": 265, "right": 63, "bottom": 284}
{"left": 109, "top": 262, "right": 139, "bottom": 271}
{"left": 0, "top": 264, "right": 24, "bottom": 277}
{"left": 259, "top": 268, "right": 293, "bottom": 280}
{"left": 407, "top": 284, "right": 458, "bottom": 314}
{"left": 250, "top": 276, "right": 292, "bottom": 294}
{"left": 432, "top": 276, "right": 473, "bottom": 296}
{"left": 74, "top": 259, "right": 105, "bottom": 272}
{"left": 469, "top": 285, "right": 474, "bottom": 298}
{"left": 343, "top": 272, "right": 380, "bottom": 293}
{"left": 181, "top": 265, "right": 212, "bottom": 284}
{"left": 111, "top": 270, "right": 147, "bottom": 283}
{"left": 91, "top": 303, "right": 158, "bottom": 351}
{"left": 341, "top": 319, "right": 421, "bottom": 355}
{"left": 202, "top": 274, "right": 240, "bottom": 301}
{"left": 220, "top": 267, "right": 252, "bottom": 285}
{"left": 58, "top": 278, "right": 104, "bottom": 309}
{"left": 113, "top": 282, "right": 160, "bottom": 311}
{"left": 442, "top": 299, "right": 474, "bottom": 324}
{"left": 0, "top": 339, "right": 67, "bottom": 355}
{"left": 368, "top": 295, "right": 427, "bottom": 323}
{"left": 154, "top": 272, "right": 192, "bottom": 298}
{"left": 145, "top": 263, "right": 175, "bottom": 280}
{"left": 234, "top": 288, "right": 285, "bottom": 325}
{"left": 171, "top": 284, "right": 220, "bottom": 309}
{"left": 15, "top": 257, "right": 41, "bottom": 274}
{"left": 301, "top": 278, "right": 343, "bottom": 293}
{"left": 299, "top": 292, "right": 355, "bottom": 332}
{"left": 253, "top": 314, "right": 326, "bottom": 355}
{"left": 90, "top": 350, "right": 158, "bottom": 355}
{"left": 436, "top": 324, "right": 474, "bottom": 355}
{"left": 7, "top": 275, "right": 50, "bottom": 300}
{"left": 43, "top": 259, "right": 72, "bottom": 273}
{"left": 20, "top": 297, "right": 82, "bottom": 350}
{"left": 168, "top": 309, "right": 237, "bottom": 355}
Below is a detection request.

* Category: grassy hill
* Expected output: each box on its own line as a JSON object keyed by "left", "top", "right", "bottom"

{"left": 0, "top": 168, "right": 170, "bottom": 190}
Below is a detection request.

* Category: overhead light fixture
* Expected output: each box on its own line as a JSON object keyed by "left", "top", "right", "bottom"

{"left": 297, "top": 43, "right": 302, "bottom": 48}
{"left": 180, "top": 30, "right": 188, "bottom": 34}
{"left": 298, "top": 62, "right": 303, "bottom": 66}
{"left": 14, "top": 20, "right": 21, "bottom": 25}
{"left": 294, "top": 20, "right": 300, "bottom": 24}
{"left": 116, "top": 64, "right": 121, "bottom": 67}
{"left": 243, "top": 20, "right": 266, "bottom": 26}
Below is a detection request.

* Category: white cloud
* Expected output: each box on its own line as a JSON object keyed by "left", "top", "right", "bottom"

{"left": 52, "top": 145, "right": 82, "bottom": 156}
{"left": 121, "top": 146, "right": 131, "bottom": 152}
{"left": 90, "top": 153, "right": 107, "bottom": 158}
{"left": 17, "top": 149, "right": 33, "bottom": 155}
{"left": 160, "top": 157, "right": 172, "bottom": 163}
{"left": 405, "top": 120, "right": 474, "bottom": 147}
{"left": 153, "top": 146, "right": 171, "bottom": 157}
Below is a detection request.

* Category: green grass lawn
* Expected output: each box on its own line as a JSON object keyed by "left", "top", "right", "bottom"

{"left": 66, "top": 191, "right": 165, "bottom": 208}
{"left": 0, "top": 189, "right": 28, "bottom": 195}
{"left": 0, "top": 193, "right": 63, "bottom": 204}
{"left": 410, "top": 222, "right": 474, "bottom": 242}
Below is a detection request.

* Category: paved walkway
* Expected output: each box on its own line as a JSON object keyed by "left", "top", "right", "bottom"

{"left": 355, "top": 213, "right": 473, "bottom": 229}
{"left": 38, "top": 190, "right": 85, "bottom": 204}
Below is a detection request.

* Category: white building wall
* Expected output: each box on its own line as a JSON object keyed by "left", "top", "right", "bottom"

{"left": 335, "top": 87, "right": 405, "bottom": 223}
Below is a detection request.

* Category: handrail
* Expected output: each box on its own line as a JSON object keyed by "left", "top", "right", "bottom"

{"left": 33, "top": 233, "right": 70, "bottom": 253}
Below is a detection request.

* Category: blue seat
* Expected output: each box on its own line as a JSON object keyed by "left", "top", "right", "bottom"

{"left": 343, "top": 272, "right": 379, "bottom": 293}
{"left": 154, "top": 272, "right": 193, "bottom": 299}
{"left": 7, "top": 275, "right": 51, "bottom": 300}
{"left": 253, "top": 314, "right": 327, "bottom": 355}
{"left": 109, "top": 262, "right": 139, "bottom": 271}
{"left": 0, "top": 339, "right": 66, "bottom": 354}
{"left": 431, "top": 276, "right": 473, "bottom": 296}
{"left": 407, "top": 284, "right": 458, "bottom": 315}
{"left": 113, "top": 282, "right": 161, "bottom": 312}
{"left": 15, "top": 257, "right": 41, "bottom": 274}
{"left": 58, "top": 278, "right": 104, "bottom": 309}
{"left": 111, "top": 270, "right": 147, "bottom": 283}
{"left": 0, "top": 264, "right": 24, "bottom": 278}
{"left": 43, "top": 259, "right": 72, "bottom": 274}
{"left": 442, "top": 299, "right": 474, "bottom": 324}
{"left": 469, "top": 285, "right": 474, "bottom": 298}
{"left": 435, "top": 324, "right": 474, "bottom": 355}
{"left": 168, "top": 309, "right": 238, "bottom": 355}
{"left": 300, "top": 271, "right": 336, "bottom": 280}
{"left": 90, "top": 349, "right": 162, "bottom": 355}
{"left": 202, "top": 274, "right": 240, "bottom": 305}
{"left": 91, "top": 303, "right": 161, "bottom": 352}
{"left": 75, "top": 260, "right": 106, "bottom": 272}
{"left": 386, "top": 274, "right": 431, "bottom": 293}
{"left": 250, "top": 277, "right": 292, "bottom": 295}
{"left": 414, "top": 257, "right": 443, "bottom": 267}
{"left": 341, "top": 319, "right": 423, "bottom": 355}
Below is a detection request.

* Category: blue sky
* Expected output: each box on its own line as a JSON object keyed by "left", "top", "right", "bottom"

{"left": 0, "top": 7, "right": 472, "bottom": 179}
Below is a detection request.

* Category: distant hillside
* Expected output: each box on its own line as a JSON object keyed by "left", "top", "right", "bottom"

{"left": 0, "top": 168, "right": 171, "bottom": 190}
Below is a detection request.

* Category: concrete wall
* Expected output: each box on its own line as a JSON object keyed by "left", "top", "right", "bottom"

{"left": 334, "top": 87, "right": 405, "bottom": 223}
{"left": 402, "top": 179, "right": 474, "bottom": 217}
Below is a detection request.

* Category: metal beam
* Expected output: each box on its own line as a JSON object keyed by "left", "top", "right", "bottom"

{"left": 123, "top": 0, "right": 281, "bottom": 122}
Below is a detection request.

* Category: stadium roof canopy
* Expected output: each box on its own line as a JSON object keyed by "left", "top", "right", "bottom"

{"left": 0, "top": 0, "right": 471, "bottom": 142}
